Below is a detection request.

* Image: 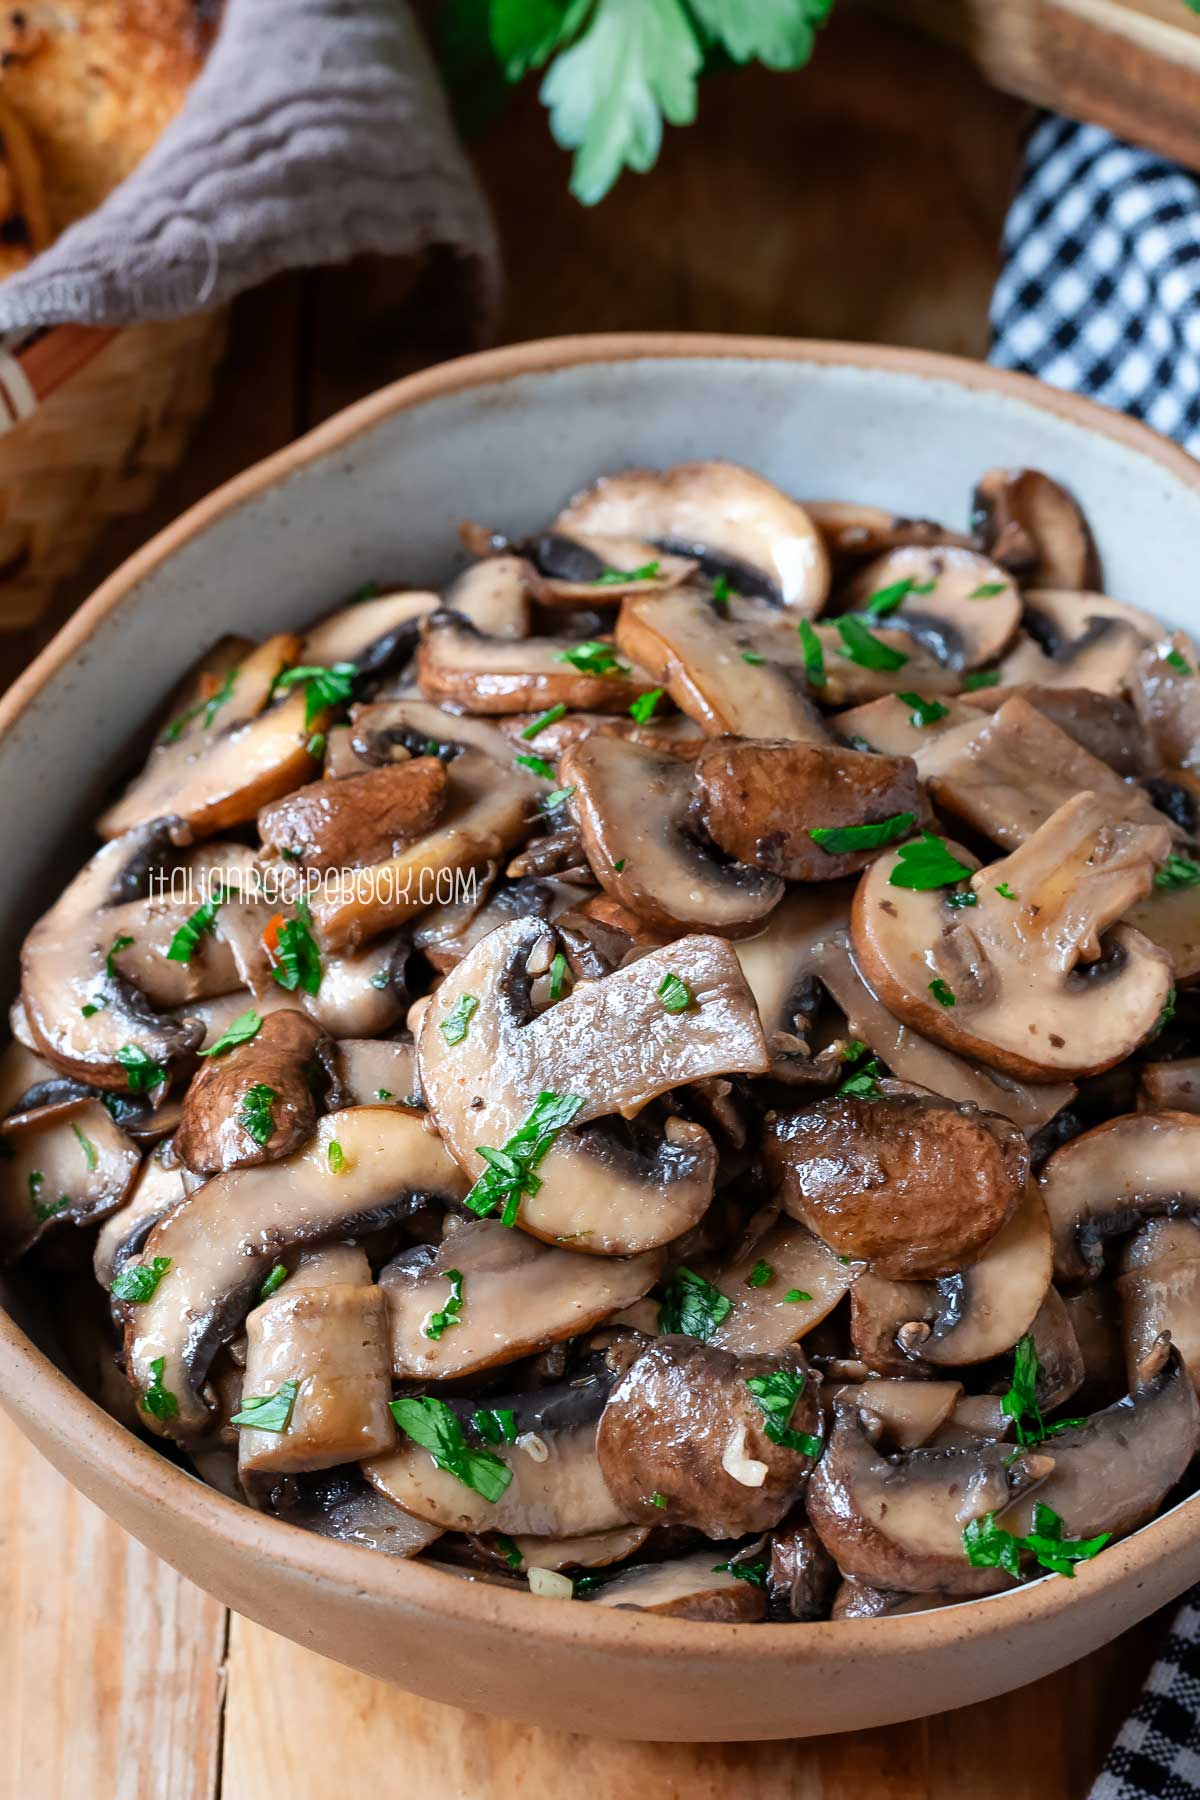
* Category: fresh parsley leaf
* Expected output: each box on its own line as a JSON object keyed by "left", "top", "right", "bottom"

{"left": 268, "top": 915, "right": 323, "bottom": 996}
{"left": 929, "top": 977, "right": 956, "bottom": 1007}
{"left": 837, "top": 1053, "right": 881, "bottom": 1099}
{"left": 440, "top": 993, "right": 479, "bottom": 1046}
{"left": 650, "top": 1490, "right": 669, "bottom": 1509}
{"left": 111, "top": 1256, "right": 171, "bottom": 1303}
{"left": 1156, "top": 854, "right": 1200, "bottom": 890}
{"left": 390, "top": 1395, "right": 512, "bottom": 1502}
{"left": 328, "top": 1139, "right": 346, "bottom": 1174}
{"left": 742, "top": 650, "right": 764, "bottom": 665}
{"left": 465, "top": 1090, "right": 584, "bottom": 1227}
{"left": 33, "top": 1194, "right": 69, "bottom": 1221}
{"left": 657, "top": 971, "right": 695, "bottom": 1013}
{"left": 810, "top": 811, "right": 914, "bottom": 854}
{"left": 306, "top": 732, "right": 326, "bottom": 759}
{"left": 273, "top": 661, "right": 358, "bottom": 727}
{"left": 162, "top": 668, "right": 237, "bottom": 742}
{"left": 231, "top": 1379, "right": 299, "bottom": 1433}
{"left": 521, "top": 703, "right": 567, "bottom": 739}
{"left": 81, "top": 1002, "right": 102, "bottom": 1018}
{"left": 783, "top": 1289, "right": 812, "bottom": 1303}
{"left": 888, "top": 832, "right": 973, "bottom": 890}
{"left": 712, "top": 1557, "right": 767, "bottom": 1586}
{"left": 963, "top": 1504, "right": 1109, "bottom": 1580}
{"left": 613, "top": 857, "right": 627, "bottom": 873}
{"left": 424, "top": 1268, "right": 465, "bottom": 1341}
{"left": 549, "top": 952, "right": 568, "bottom": 1001}
{"left": 490, "top": 0, "right": 590, "bottom": 80}
{"left": 999, "top": 1335, "right": 1086, "bottom": 1454}
{"left": 167, "top": 888, "right": 224, "bottom": 964}
{"left": 835, "top": 615, "right": 908, "bottom": 671}
{"left": 71, "top": 1121, "right": 98, "bottom": 1172}
{"left": 515, "top": 752, "right": 556, "bottom": 779}
{"left": 864, "top": 578, "right": 915, "bottom": 619}
{"left": 1166, "top": 647, "right": 1192, "bottom": 675}
{"left": 1159, "top": 989, "right": 1178, "bottom": 1033}
{"left": 540, "top": 784, "right": 577, "bottom": 811}
{"left": 947, "top": 890, "right": 979, "bottom": 909}
{"left": 200, "top": 1008, "right": 262, "bottom": 1057}
{"left": 689, "top": 0, "right": 833, "bottom": 69}
{"left": 995, "top": 881, "right": 1016, "bottom": 900}
{"left": 116, "top": 1045, "right": 166, "bottom": 1094}
{"left": 745, "top": 1369, "right": 821, "bottom": 1457}
{"left": 592, "top": 559, "right": 661, "bottom": 585}
{"left": 965, "top": 669, "right": 1000, "bottom": 691}
{"left": 494, "top": 1530, "right": 524, "bottom": 1570}
{"left": 629, "top": 686, "right": 664, "bottom": 724}
{"left": 658, "top": 1265, "right": 732, "bottom": 1340}
{"left": 142, "top": 1356, "right": 179, "bottom": 1423}
{"left": 473, "top": 1407, "right": 518, "bottom": 1446}
{"left": 798, "top": 617, "right": 826, "bottom": 687}
{"left": 968, "top": 581, "right": 1008, "bottom": 598}
{"left": 897, "top": 690, "right": 949, "bottom": 729}
{"left": 259, "top": 1262, "right": 288, "bottom": 1302}
{"left": 106, "top": 934, "right": 134, "bottom": 978}
{"left": 746, "top": 1259, "right": 773, "bottom": 1288}
{"left": 238, "top": 1083, "right": 277, "bottom": 1147}
{"left": 555, "top": 639, "right": 628, "bottom": 676}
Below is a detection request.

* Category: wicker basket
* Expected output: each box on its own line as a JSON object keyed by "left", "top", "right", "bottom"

{"left": 0, "top": 310, "right": 227, "bottom": 629}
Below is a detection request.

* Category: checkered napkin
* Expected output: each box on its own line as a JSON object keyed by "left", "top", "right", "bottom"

{"left": 992, "top": 113, "right": 1200, "bottom": 1800}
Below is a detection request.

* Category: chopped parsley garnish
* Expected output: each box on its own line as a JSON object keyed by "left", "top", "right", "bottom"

{"left": 111, "top": 1256, "right": 171, "bottom": 1303}
{"left": 473, "top": 1407, "right": 518, "bottom": 1446}
{"left": 259, "top": 1262, "right": 288, "bottom": 1302}
{"left": 747, "top": 1259, "right": 773, "bottom": 1288}
{"left": 995, "top": 882, "right": 1016, "bottom": 900}
{"left": 837, "top": 1050, "right": 882, "bottom": 1098}
{"left": 440, "top": 993, "right": 479, "bottom": 1047}
{"left": 658, "top": 1266, "right": 732, "bottom": 1340}
{"left": 965, "top": 669, "right": 1000, "bottom": 690}
{"left": 555, "top": 640, "right": 629, "bottom": 677}
{"left": 540, "top": 784, "right": 576, "bottom": 812}
{"left": 306, "top": 732, "right": 326, "bottom": 759}
{"left": 629, "top": 687, "right": 663, "bottom": 724}
{"left": 549, "top": 953, "right": 568, "bottom": 1001}
{"left": 947, "top": 890, "right": 979, "bottom": 909}
{"left": 369, "top": 969, "right": 391, "bottom": 991}
{"left": 200, "top": 1008, "right": 262, "bottom": 1057}
{"left": 116, "top": 1044, "right": 166, "bottom": 1094}
{"left": 784, "top": 1289, "right": 812, "bottom": 1303}
{"left": 713, "top": 1558, "right": 767, "bottom": 1586}
{"left": 797, "top": 617, "right": 826, "bottom": 687}
{"left": 267, "top": 914, "right": 322, "bottom": 996}
{"left": 328, "top": 1139, "right": 346, "bottom": 1174}
{"left": 162, "top": 668, "right": 237, "bottom": 742}
{"left": 515, "top": 752, "right": 556, "bottom": 779}
{"left": 105, "top": 934, "right": 134, "bottom": 978}
{"left": 1159, "top": 989, "right": 1177, "bottom": 1033}
{"left": 71, "top": 1121, "right": 97, "bottom": 1172}
{"left": 464, "top": 1090, "right": 585, "bottom": 1228}
{"left": 865, "top": 576, "right": 933, "bottom": 618}
{"left": 424, "top": 1268, "right": 465, "bottom": 1341}
{"left": 495, "top": 1532, "right": 523, "bottom": 1570}
{"left": 888, "top": 832, "right": 973, "bottom": 890}
{"left": 81, "top": 1002, "right": 102, "bottom": 1018}
{"left": 142, "top": 1356, "right": 179, "bottom": 1423}
{"left": 657, "top": 971, "right": 695, "bottom": 1013}
{"left": 592, "top": 560, "right": 661, "bottom": 585}
{"left": 390, "top": 1395, "right": 512, "bottom": 1502}
{"left": 167, "top": 888, "right": 224, "bottom": 964}
{"left": 998, "top": 1334, "right": 1083, "bottom": 1453}
{"left": 273, "top": 661, "right": 358, "bottom": 726}
{"left": 742, "top": 650, "right": 764, "bottom": 665}
{"left": 521, "top": 703, "right": 567, "bottom": 740}
{"left": 835, "top": 615, "right": 908, "bottom": 671}
{"left": 1155, "top": 854, "right": 1200, "bottom": 890}
{"left": 238, "top": 1083, "right": 277, "bottom": 1147}
{"left": 613, "top": 858, "right": 626, "bottom": 873}
{"left": 1165, "top": 647, "right": 1192, "bottom": 675}
{"left": 351, "top": 580, "right": 380, "bottom": 602}
{"left": 810, "top": 811, "right": 914, "bottom": 855}
{"left": 375, "top": 1089, "right": 394, "bottom": 1103}
{"left": 32, "top": 1186, "right": 69, "bottom": 1221}
{"left": 745, "top": 1369, "right": 821, "bottom": 1457}
{"left": 929, "top": 978, "right": 956, "bottom": 1007}
{"left": 711, "top": 574, "right": 733, "bottom": 613}
{"left": 231, "top": 1379, "right": 299, "bottom": 1433}
{"left": 963, "top": 1502, "right": 1108, "bottom": 1580}
{"left": 898, "top": 690, "right": 949, "bottom": 728}
{"left": 968, "top": 581, "right": 1008, "bottom": 598}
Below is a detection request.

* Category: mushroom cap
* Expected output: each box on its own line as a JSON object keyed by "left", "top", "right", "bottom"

{"left": 895, "top": 1181, "right": 1053, "bottom": 1367}
{"left": 417, "top": 612, "right": 661, "bottom": 716}
{"left": 806, "top": 500, "right": 972, "bottom": 565}
{"left": 0, "top": 1096, "right": 139, "bottom": 1262}
{"left": 257, "top": 757, "right": 447, "bottom": 873}
{"left": 708, "top": 1217, "right": 856, "bottom": 1355}
{"left": 302, "top": 589, "right": 440, "bottom": 671}
{"left": 1040, "top": 1110, "right": 1200, "bottom": 1283}
{"left": 998, "top": 589, "right": 1164, "bottom": 695}
{"left": 842, "top": 546, "right": 1021, "bottom": 671}
{"left": 971, "top": 467, "right": 1101, "bottom": 591}
{"left": 174, "top": 1008, "right": 329, "bottom": 1176}
{"left": 1118, "top": 1219, "right": 1200, "bottom": 1393}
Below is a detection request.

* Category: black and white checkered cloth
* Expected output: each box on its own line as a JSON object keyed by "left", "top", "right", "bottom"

{"left": 992, "top": 113, "right": 1200, "bottom": 1800}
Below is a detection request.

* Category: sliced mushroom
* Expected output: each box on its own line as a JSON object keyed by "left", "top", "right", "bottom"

{"left": 709, "top": 1218, "right": 857, "bottom": 1354}
{"left": 997, "top": 590, "right": 1162, "bottom": 695}
{"left": 257, "top": 757, "right": 447, "bottom": 873}
{"left": 895, "top": 1183, "right": 1053, "bottom": 1367}
{"left": 1040, "top": 1111, "right": 1200, "bottom": 1283}
{"left": 963, "top": 684, "right": 1153, "bottom": 778}
{"left": 330, "top": 1037, "right": 416, "bottom": 1108}
{"left": 1062, "top": 1285, "right": 1128, "bottom": 1412}
{"left": 840, "top": 1380, "right": 965, "bottom": 1451}
{"left": 302, "top": 589, "right": 440, "bottom": 672}
{"left": 766, "top": 1516, "right": 839, "bottom": 1620}
{"left": 1118, "top": 1220, "right": 1200, "bottom": 1394}
{"left": 1025, "top": 1285, "right": 1085, "bottom": 1411}
{"left": 768, "top": 1090, "right": 1027, "bottom": 1279}
{"left": 381, "top": 1219, "right": 662, "bottom": 1380}
{"left": 414, "top": 875, "right": 592, "bottom": 975}
{"left": 301, "top": 936, "right": 410, "bottom": 1038}
{"left": 487, "top": 1524, "right": 651, "bottom": 1573}
{"left": 843, "top": 547, "right": 1021, "bottom": 670}
{"left": 417, "top": 612, "right": 659, "bottom": 716}
{"left": 690, "top": 737, "right": 929, "bottom": 882}
{"left": 269, "top": 1468, "right": 444, "bottom": 1558}
{"left": 583, "top": 1553, "right": 768, "bottom": 1622}
{"left": 419, "top": 917, "right": 767, "bottom": 1255}
{"left": 806, "top": 501, "right": 972, "bottom": 565}
{"left": 971, "top": 468, "right": 1100, "bottom": 590}
{"left": 236, "top": 1245, "right": 395, "bottom": 1481}
{"left": 850, "top": 1273, "right": 936, "bottom": 1378}
{"left": 521, "top": 533, "right": 698, "bottom": 605}
{"left": 122, "top": 1107, "right": 466, "bottom": 1438}
{"left": 555, "top": 461, "right": 831, "bottom": 613}
{"left": 1130, "top": 634, "right": 1200, "bottom": 778}
{"left": 175, "top": 1008, "right": 329, "bottom": 1175}
{"left": 831, "top": 692, "right": 976, "bottom": 758}
{"left": 561, "top": 733, "right": 784, "bottom": 936}
{"left": 443, "top": 556, "right": 534, "bottom": 636}
{"left": 851, "top": 795, "right": 1173, "bottom": 1081}
{"left": 596, "top": 1338, "right": 819, "bottom": 1538}
{"left": 1126, "top": 881, "right": 1200, "bottom": 988}
{"left": 1140, "top": 1058, "right": 1200, "bottom": 1114}
{"left": 94, "top": 1140, "right": 185, "bottom": 1288}
{"left": 0, "top": 1097, "right": 140, "bottom": 1261}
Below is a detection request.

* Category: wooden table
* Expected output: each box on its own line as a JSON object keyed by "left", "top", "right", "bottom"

{"left": 0, "top": 13, "right": 1174, "bottom": 1794}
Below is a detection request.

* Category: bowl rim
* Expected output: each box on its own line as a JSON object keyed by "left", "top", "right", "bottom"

{"left": 3, "top": 329, "right": 1200, "bottom": 1669}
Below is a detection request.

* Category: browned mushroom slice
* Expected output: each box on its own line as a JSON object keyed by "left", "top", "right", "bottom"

{"left": 963, "top": 684, "right": 1153, "bottom": 778}
{"left": 997, "top": 589, "right": 1162, "bottom": 695}
{"left": 690, "top": 737, "right": 929, "bottom": 883}
{"left": 236, "top": 1245, "right": 395, "bottom": 1481}
{"left": 768, "top": 1090, "right": 1027, "bottom": 1279}
{"left": 766, "top": 1516, "right": 839, "bottom": 1619}
{"left": 555, "top": 460, "right": 831, "bottom": 613}
{"left": 832, "top": 1581, "right": 957, "bottom": 1620}
{"left": 843, "top": 547, "right": 1021, "bottom": 670}
{"left": 1140, "top": 1058, "right": 1200, "bottom": 1113}
{"left": 302, "top": 590, "right": 440, "bottom": 670}
{"left": 330, "top": 1037, "right": 416, "bottom": 1108}
{"left": 1118, "top": 1220, "right": 1200, "bottom": 1394}
{"left": 583, "top": 1553, "right": 767, "bottom": 1622}
{"left": 487, "top": 1524, "right": 651, "bottom": 1573}
{"left": 562, "top": 733, "right": 783, "bottom": 936}
{"left": 271, "top": 1470, "right": 444, "bottom": 1558}
{"left": 806, "top": 501, "right": 972, "bottom": 566}
{"left": 1040, "top": 1111, "right": 1200, "bottom": 1283}
{"left": 175, "top": 1009, "right": 329, "bottom": 1175}
{"left": 1062, "top": 1285, "right": 1127, "bottom": 1412}
{"left": 850, "top": 1273, "right": 935, "bottom": 1377}
{"left": 596, "top": 1338, "right": 819, "bottom": 1538}
{"left": 1130, "top": 633, "right": 1200, "bottom": 777}
{"left": 381, "top": 1220, "right": 662, "bottom": 1380}
{"left": 498, "top": 707, "right": 703, "bottom": 761}
{"left": 258, "top": 758, "right": 447, "bottom": 874}
{"left": 418, "top": 916, "right": 767, "bottom": 1255}
{"left": 417, "top": 612, "right": 660, "bottom": 716}
{"left": 832, "top": 692, "right": 976, "bottom": 757}
{"left": 709, "top": 1218, "right": 856, "bottom": 1354}
{"left": 0, "top": 1039, "right": 90, "bottom": 1121}
{"left": 94, "top": 1140, "right": 185, "bottom": 1288}
{"left": 895, "top": 1184, "right": 1053, "bottom": 1367}
{"left": 122, "top": 1107, "right": 466, "bottom": 1439}
{"left": 0, "top": 1097, "right": 139, "bottom": 1261}
{"left": 851, "top": 795, "right": 1173, "bottom": 1082}
{"left": 971, "top": 468, "right": 1101, "bottom": 590}
{"left": 522, "top": 532, "right": 698, "bottom": 605}
{"left": 806, "top": 1395, "right": 1029, "bottom": 1595}
{"left": 1026, "top": 1287, "right": 1086, "bottom": 1411}
{"left": 415, "top": 876, "right": 592, "bottom": 975}
{"left": 93, "top": 842, "right": 262, "bottom": 1011}
{"left": 1126, "top": 882, "right": 1200, "bottom": 988}
{"left": 839, "top": 1380, "right": 965, "bottom": 1450}
{"left": 98, "top": 635, "right": 321, "bottom": 841}
{"left": 997, "top": 1337, "right": 1199, "bottom": 1542}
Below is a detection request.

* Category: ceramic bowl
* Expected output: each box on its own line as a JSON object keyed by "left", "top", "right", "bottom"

{"left": 1, "top": 336, "right": 1198, "bottom": 1743}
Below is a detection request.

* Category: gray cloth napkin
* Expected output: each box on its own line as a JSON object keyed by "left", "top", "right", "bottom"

{"left": 0, "top": 0, "right": 499, "bottom": 334}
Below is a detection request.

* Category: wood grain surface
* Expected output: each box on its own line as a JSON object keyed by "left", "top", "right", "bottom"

{"left": 0, "top": 13, "right": 1173, "bottom": 1796}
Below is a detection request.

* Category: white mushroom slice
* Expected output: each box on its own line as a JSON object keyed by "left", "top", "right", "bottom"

{"left": 99, "top": 635, "right": 319, "bottom": 841}
{"left": 806, "top": 500, "right": 972, "bottom": 564}
{"left": 1040, "top": 1111, "right": 1200, "bottom": 1283}
{"left": 556, "top": 460, "right": 831, "bottom": 613}
{"left": 1118, "top": 1220, "right": 1200, "bottom": 1394}
{"left": 997, "top": 589, "right": 1164, "bottom": 695}
{"left": 331, "top": 1038, "right": 416, "bottom": 1107}
{"left": 122, "top": 1107, "right": 466, "bottom": 1438}
{"left": 236, "top": 1246, "right": 395, "bottom": 1481}
{"left": 832, "top": 692, "right": 976, "bottom": 757}
{"left": 561, "top": 734, "right": 784, "bottom": 936}
{"left": 365, "top": 1417, "right": 630, "bottom": 1537}
{"left": 838, "top": 1380, "right": 964, "bottom": 1450}
{"left": 94, "top": 1141, "right": 185, "bottom": 1288}
{"left": 417, "top": 612, "right": 659, "bottom": 716}
{"left": 300, "top": 936, "right": 409, "bottom": 1036}
{"left": 1130, "top": 634, "right": 1200, "bottom": 777}
{"left": 98, "top": 842, "right": 262, "bottom": 1009}
{"left": 497, "top": 1524, "right": 650, "bottom": 1572}
{"left": 850, "top": 1272, "right": 937, "bottom": 1377}
{"left": 964, "top": 683, "right": 1153, "bottom": 777}
{"left": 583, "top": 1553, "right": 767, "bottom": 1622}
{"left": 1139, "top": 1058, "right": 1200, "bottom": 1113}
{"left": 522, "top": 532, "right": 697, "bottom": 604}
{"left": 843, "top": 547, "right": 1021, "bottom": 670}
{"left": 895, "top": 1184, "right": 1053, "bottom": 1367}
{"left": 273, "top": 1470, "right": 444, "bottom": 1558}
{"left": 971, "top": 467, "right": 1100, "bottom": 590}
{"left": 1126, "top": 881, "right": 1200, "bottom": 988}
{"left": 910, "top": 696, "right": 1167, "bottom": 851}
{"left": 443, "top": 556, "right": 533, "bottom": 637}
{"left": 0, "top": 1039, "right": 81, "bottom": 1119}
{"left": 381, "top": 1220, "right": 662, "bottom": 1379}
{"left": 1026, "top": 1286, "right": 1085, "bottom": 1411}
{"left": 0, "top": 1097, "right": 139, "bottom": 1261}
{"left": 418, "top": 917, "right": 768, "bottom": 1255}
{"left": 709, "top": 1219, "right": 856, "bottom": 1354}
{"left": 851, "top": 795, "right": 1173, "bottom": 1081}
{"left": 301, "top": 590, "right": 439, "bottom": 670}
